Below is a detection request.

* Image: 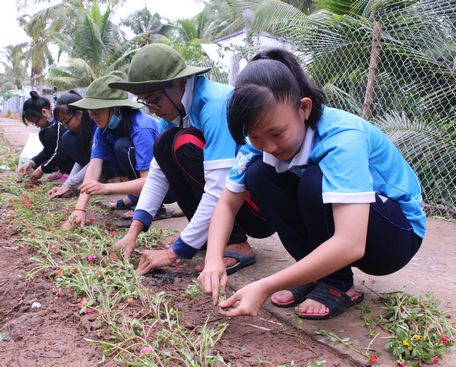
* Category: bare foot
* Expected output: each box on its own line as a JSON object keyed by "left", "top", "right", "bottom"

{"left": 271, "top": 289, "right": 294, "bottom": 304}
{"left": 194, "top": 241, "right": 254, "bottom": 272}
{"left": 296, "top": 286, "right": 359, "bottom": 316}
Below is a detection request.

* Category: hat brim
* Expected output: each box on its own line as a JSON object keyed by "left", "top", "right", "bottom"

{"left": 109, "top": 65, "right": 211, "bottom": 95}
{"left": 70, "top": 98, "right": 142, "bottom": 110}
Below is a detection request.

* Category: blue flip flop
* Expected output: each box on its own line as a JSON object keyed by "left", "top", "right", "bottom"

{"left": 224, "top": 251, "right": 256, "bottom": 275}
{"left": 114, "top": 194, "right": 138, "bottom": 210}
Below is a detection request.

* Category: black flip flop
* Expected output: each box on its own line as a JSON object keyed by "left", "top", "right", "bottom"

{"left": 270, "top": 283, "right": 317, "bottom": 308}
{"left": 295, "top": 282, "right": 364, "bottom": 320}
{"left": 224, "top": 251, "right": 256, "bottom": 275}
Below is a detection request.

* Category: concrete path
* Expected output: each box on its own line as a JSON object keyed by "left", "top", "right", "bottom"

{"left": 2, "top": 117, "right": 455, "bottom": 366}
{"left": 0, "top": 118, "right": 38, "bottom": 148}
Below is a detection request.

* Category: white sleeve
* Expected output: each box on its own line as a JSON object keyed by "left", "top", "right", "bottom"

{"left": 64, "top": 163, "right": 87, "bottom": 188}
{"left": 133, "top": 158, "right": 169, "bottom": 228}
{"left": 179, "top": 166, "right": 231, "bottom": 249}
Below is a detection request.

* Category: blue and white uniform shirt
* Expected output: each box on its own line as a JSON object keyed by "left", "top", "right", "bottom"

{"left": 91, "top": 110, "right": 159, "bottom": 171}
{"left": 226, "top": 106, "right": 425, "bottom": 238}
{"left": 158, "top": 76, "right": 236, "bottom": 170}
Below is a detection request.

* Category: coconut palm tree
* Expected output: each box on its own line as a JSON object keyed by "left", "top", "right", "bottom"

{"left": 0, "top": 43, "right": 29, "bottom": 91}
{"left": 46, "top": 2, "right": 133, "bottom": 89}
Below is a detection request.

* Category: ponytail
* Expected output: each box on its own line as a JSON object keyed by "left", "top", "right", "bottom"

{"left": 22, "top": 91, "right": 51, "bottom": 125}
{"left": 228, "top": 48, "right": 326, "bottom": 145}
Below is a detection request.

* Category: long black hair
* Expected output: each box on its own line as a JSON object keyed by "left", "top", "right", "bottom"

{"left": 55, "top": 90, "right": 94, "bottom": 164}
{"left": 110, "top": 106, "right": 137, "bottom": 138}
{"left": 22, "top": 91, "right": 51, "bottom": 125}
{"left": 228, "top": 48, "right": 326, "bottom": 145}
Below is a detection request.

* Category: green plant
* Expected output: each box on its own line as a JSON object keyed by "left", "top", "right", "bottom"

{"left": 185, "top": 280, "right": 202, "bottom": 299}
{"left": 0, "top": 172, "right": 229, "bottom": 365}
{"left": 380, "top": 292, "right": 455, "bottom": 365}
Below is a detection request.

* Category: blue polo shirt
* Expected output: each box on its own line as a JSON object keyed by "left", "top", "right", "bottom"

{"left": 91, "top": 110, "right": 159, "bottom": 171}
{"left": 159, "top": 76, "right": 235, "bottom": 169}
{"left": 226, "top": 106, "right": 426, "bottom": 238}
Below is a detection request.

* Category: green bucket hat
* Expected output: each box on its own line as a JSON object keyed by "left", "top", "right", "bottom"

{"left": 109, "top": 43, "right": 211, "bottom": 95}
{"left": 70, "top": 71, "right": 142, "bottom": 110}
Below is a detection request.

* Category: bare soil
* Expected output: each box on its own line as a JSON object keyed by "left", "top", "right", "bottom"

{"left": 0, "top": 203, "right": 359, "bottom": 367}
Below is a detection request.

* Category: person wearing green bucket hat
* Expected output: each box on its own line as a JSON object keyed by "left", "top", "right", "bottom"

{"left": 61, "top": 72, "right": 167, "bottom": 229}
{"left": 111, "top": 43, "right": 274, "bottom": 275}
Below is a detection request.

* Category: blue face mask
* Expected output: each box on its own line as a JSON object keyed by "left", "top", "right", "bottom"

{"left": 108, "top": 114, "right": 121, "bottom": 129}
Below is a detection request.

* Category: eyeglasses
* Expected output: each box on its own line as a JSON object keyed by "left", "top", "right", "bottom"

{"left": 60, "top": 113, "right": 76, "bottom": 126}
{"left": 136, "top": 89, "right": 166, "bottom": 109}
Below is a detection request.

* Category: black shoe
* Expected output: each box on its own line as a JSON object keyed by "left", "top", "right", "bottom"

{"left": 153, "top": 206, "right": 172, "bottom": 221}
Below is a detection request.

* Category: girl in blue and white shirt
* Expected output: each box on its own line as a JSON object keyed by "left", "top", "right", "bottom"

{"left": 198, "top": 48, "right": 425, "bottom": 320}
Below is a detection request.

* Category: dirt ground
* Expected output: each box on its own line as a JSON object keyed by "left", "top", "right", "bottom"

{"left": 0, "top": 202, "right": 359, "bottom": 367}
{"left": 1, "top": 119, "right": 454, "bottom": 366}
{"left": 0, "top": 219, "right": 101, "bottom": 367}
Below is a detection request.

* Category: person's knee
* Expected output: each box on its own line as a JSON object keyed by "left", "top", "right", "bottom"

{"left": 298, "top": 165, "right": 324, "bottom": 208}
{"left": 153, "top": 128, "right": 180, "bottom": 162}
{"left": 61, "top": 131, "right": 76, "bottom": 150}
{"left": 114, "top": 137, "right": 133, "bottom": 159}
{"left": 245, "top": 157, "right": 272, "bottom": 196}
{"left": 172, "top": 128, "right": 204, "bottom": 157}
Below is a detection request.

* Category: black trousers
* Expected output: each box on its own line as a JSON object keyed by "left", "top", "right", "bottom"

{"left": 245, "top": 158, "right": 423, "bottom": 291}
{"left": 154, "top": 127, "right": 274, "bottom": 245}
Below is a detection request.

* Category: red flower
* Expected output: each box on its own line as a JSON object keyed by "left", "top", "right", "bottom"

{"left": 440, "top": 336, "right": 449, "bottom": 344}
{"left": 397, "top": 361, "right": 405, "bottom": 367}
{"left": 22, "top": 198, "right": 31, "bottom": 208}
{"left": 369, "top": 354, "right": 378, "bottom": 364}
{"left": 108, "top": 230, "right": 117, "bottom": 236}
{"left": 432, "top": 359, "right": 439, "bottom": 364}
{"left": 89, "top": 217, "right": 94, "bottom": 224}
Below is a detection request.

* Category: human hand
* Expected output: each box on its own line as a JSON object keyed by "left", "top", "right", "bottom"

{"left": 30, "top": 166, "right": 44, "bottom": 181}
{"left": 48, "top": 185, "right": 71, "bottom": 198}
{"left": 114, "top": 234, "right": 137, "bottom": 259}
{"left": 136, "top": 248, "right": 178, "bottom": 275}
{"left": 218, "top": 280, "right": 270, "bottom": 318}
{"left": 197, "top": 258, "right": 228, "bottom": 305}
{"left": 61, "top": 209, "right": 85, "bottom": 230}
{"left": 17, "top": 161, "right": 34, "bottom": 176}
{"left": 80, "top": 180, "right": 109, "bottom": 195}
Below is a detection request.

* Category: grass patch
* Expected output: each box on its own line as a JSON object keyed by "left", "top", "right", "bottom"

{"left": 0, "top": 163, "right": 228, "bottom": 365}
{"left": 317, "top": 293, "right": 454, "bottom": 366}
{"left": 0, "top": 134, "right": 20, "bottom": 170}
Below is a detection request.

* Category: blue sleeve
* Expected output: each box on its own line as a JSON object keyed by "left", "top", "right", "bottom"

{"left": 90, "top": 127, "right": 113, "bottom": 161}
{"left": 130, "top": 127, "right": 157, "bottom": 171}
{"left": 159, "top": 119, "right": 174, "bottom": 133}
{"left": 200, "top": 98, "right": 237, "bottom": 166}
{"left": 313, "top": 129, "right": 375, "bottom": 203}
{"left": 226, "top": 143, "right": 262, "bottom": 192}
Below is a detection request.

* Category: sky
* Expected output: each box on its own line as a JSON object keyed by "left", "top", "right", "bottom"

{"left": 0, "top": 0, "right": 205, "bottom": 68}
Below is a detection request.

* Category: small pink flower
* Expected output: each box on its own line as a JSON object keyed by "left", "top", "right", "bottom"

{"left": 140, "top": 346, "right": 153, "bottom": 355}
{"left": 88, "top": 217, "right": 94, "bottom": 224}
{"left": 78, "top": 297, "right": 88, "bottom": 308}
{"left": 440, "top": 335, "right": 449, "bottom": 344}
{"left": 108, "top": 230, "right": 117, "bottom": 236}
{"left": 432, "top": 358, "right": 439, "bottom": 364}
{"left": 87, "top": 254, "right": 97, "bottom": 262}
{"left": 22, "top": 198, "right": 31, "bottom": 208}
{"left": 397, "top": 361, "right": 405, "bottom": 367}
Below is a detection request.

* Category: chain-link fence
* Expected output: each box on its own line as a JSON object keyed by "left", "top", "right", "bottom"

{"left": 286, "top": 0, "right": 455, "bottom": 218}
